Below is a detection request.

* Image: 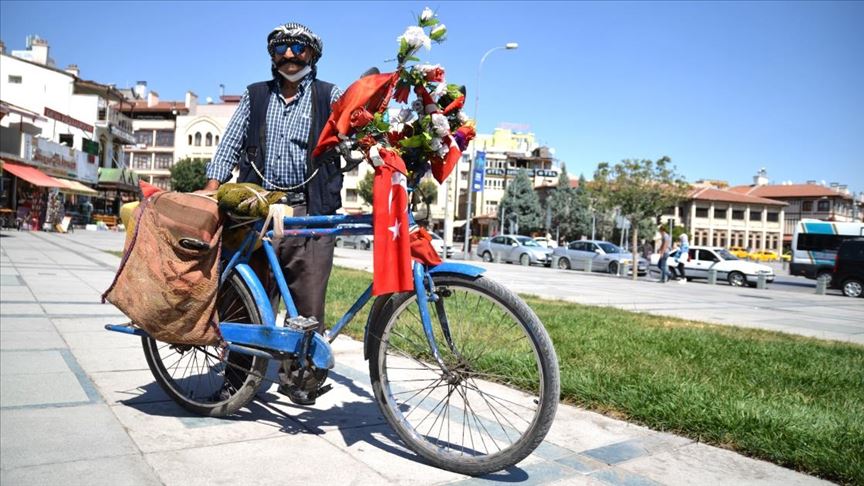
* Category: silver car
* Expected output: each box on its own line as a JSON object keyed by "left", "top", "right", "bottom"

{"left": 552, "top": 240, "right": 648, "bottom": 275}
{"left": 476, "top": 235, "right": 553, "bottom": 266}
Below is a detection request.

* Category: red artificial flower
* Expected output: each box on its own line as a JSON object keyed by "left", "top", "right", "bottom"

{"left": 425, "top": 67, "right": 445, "bottom": 83}
{"left": 394, "top": 83, "right": 410, "bottom": 104}
{"left": 349, "top": 108, "right": 374, "bottom": 128}
{"left": 442, "top": 95, "right": 465, "bottom": 115}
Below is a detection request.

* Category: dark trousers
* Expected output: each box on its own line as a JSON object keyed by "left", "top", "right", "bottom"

{"left": 248, "top": 205, "right": 335, "bottom": 330}
{"left": 226, "top": 205, "right": 335, "bottom": 390}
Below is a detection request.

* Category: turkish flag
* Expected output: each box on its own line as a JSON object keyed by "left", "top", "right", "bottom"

{"left": 372, "top": 148, "right": 413, "bottom": 295}
{"left": 410, "top": 226, "right": 442, "bottom": 267}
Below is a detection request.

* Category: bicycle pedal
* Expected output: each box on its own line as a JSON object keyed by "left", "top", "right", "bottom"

{"left": 284, "top": 316, "right": 319, "bottom": 332}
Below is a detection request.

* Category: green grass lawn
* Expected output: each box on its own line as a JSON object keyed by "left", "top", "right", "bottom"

{"left": 323, "top": 266, "right": 864, "bottom": 485}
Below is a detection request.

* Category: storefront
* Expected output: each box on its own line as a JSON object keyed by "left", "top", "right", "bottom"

{"left": 0, "top": 160, "right": 66, "bottom": 230}
{"left": 94, "top": 168, "right": 140, "bottom": 225}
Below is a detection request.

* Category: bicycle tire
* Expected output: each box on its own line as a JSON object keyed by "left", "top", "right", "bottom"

{"left": 142, "top": 271, "right": 269, "bottom": 416}
{"left": 368, "top": 274, "right": 559, "bottom": 476}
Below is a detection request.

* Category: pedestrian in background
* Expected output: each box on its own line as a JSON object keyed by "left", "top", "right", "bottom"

{"left": 658, "top": 225, "right": 672, "bottom": 283}
{"left": 675, "top": 233, "right": 689, "bottom": 284}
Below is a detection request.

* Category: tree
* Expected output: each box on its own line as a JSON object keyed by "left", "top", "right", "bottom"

{"left": 498, "top": 169, "right": 542, "bottom": 234}
{"left": 547, "top": 167, "right": 591, "bottom": 242}
{"left": 413, "top": 178, "right": 438, "bottom": 223}
{"left": 170, "top": 158, "right": 209, "bottom": 192}
{"left": 592, "top": 157, "right": 689, "bottom": 280}
{"left": 357, "top": 170, "right": 374, "bottom": 206}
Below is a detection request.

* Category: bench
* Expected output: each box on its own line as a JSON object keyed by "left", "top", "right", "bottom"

{"left": 93, "top": 214, "right": 118, "bottom": 228}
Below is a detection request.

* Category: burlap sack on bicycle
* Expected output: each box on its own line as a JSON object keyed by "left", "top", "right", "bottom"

{"left": 102, "top": 192, "right": 224, "bottom": 346}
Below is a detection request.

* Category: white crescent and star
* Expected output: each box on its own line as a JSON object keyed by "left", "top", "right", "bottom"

{"left": 387, "top": 171, "right": 408, "bottom": 240}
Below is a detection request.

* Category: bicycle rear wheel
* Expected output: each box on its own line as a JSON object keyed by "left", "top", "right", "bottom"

{"left": 142, "top": 271, "right": 269, "bottom": 416}
{"left": 368, "top": 274, "right": 559, "bottom": 476}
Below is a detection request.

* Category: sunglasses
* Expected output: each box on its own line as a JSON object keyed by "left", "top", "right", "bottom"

{"left": 274, "top": 42, "right": 307, "bottom": 57}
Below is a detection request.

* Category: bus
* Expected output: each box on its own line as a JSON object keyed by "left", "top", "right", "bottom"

{"left": 790, "top": 219, "right": 864, "bottom": 283}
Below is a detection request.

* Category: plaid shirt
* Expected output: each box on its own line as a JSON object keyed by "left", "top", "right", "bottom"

{"left": 206, "top": 74, "right": 341, "bottom": 190}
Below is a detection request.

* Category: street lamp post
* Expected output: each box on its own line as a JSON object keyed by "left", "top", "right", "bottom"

{"left": 463, "top": 42, "right": 518, "bottom": 259}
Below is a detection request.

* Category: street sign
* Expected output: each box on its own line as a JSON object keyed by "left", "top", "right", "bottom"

{"left": 471, "top": 151, "right": 486, "bottom": 192}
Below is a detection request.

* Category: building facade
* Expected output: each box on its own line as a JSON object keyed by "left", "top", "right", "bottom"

{"left": 729, "top": 170, "right": 862, "bottom": 245}
{"left": 662, "top": 186, "right": 787, "bottom": 253}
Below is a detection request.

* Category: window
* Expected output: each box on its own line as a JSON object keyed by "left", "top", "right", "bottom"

{"left": 188, "top": 134, "right": 193, "bottom": 145}
{"left": 766, "top": 212, "right": 779, "bottom": 222}
{"left": 345, "top": 189, "right": 358, "bottom": 202}
{"left": 133, "top": 153, "right": 151, "bottom": 169}
{"left": 59, "top": 134, "right": 74, "bottom": 147}
{"left": 732, "top": 210, "right": 745, "bottom": 220}
{"left": 205, "top": 133, "right": 213, "bottom": 147}
{"left": 154, "top": 153, "right": 173, "bottom": 169}
{"left": 817, "top": 200, "right": 830, "bottom": 212}
{"left": 697, "top": 250, "right": 718, "bottom": 262}
{"left": 155, "top": 130, "right": 174, "bottom": 147}
{"left": 491, "top": 236, "right": 507, "bottom": 245}
{"left": 215, "top": 135, "right": 220, "bottom": 145}
{"left": 194, "top": 132, "right": 202, "bottom": 146}
{"left": 134, "top": 130, "right": 152, "bottom": 146}
{"left": 695, "top": 208, "right": 709, "bottom": 218}
{"left": 714, "top": 208, "right": 727, "bottom": 219}
{"left": 797, "top": 234, "right": 851, "bottom": 252}
{"left": 8, "top": 75, "right": 22, "bottom": 84}
{"left": 802, "top": 201, "right": 813, "bottom": 212}
{"left": 749, "top": 211, "right": 761, "bottom": 221}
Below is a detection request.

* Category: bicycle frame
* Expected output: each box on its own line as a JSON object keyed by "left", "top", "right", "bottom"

{"left": 106, "top": 210, "right": 486, "bottom": 374}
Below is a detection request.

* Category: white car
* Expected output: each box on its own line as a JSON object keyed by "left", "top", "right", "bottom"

{"left": 533, "top": 237, "right": 558, "bottom": 249}
{"left": 429, "top": 232, "right": 453, "bottom": 257}
{"left": 650, "top": 246, "right": 775, "bottom": 287}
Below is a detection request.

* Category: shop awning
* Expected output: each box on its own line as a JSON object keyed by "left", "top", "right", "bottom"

{"left": 452, "top": 220, "right": 467, "bottom": 228}
{"left": 56, "top": 178, "right": 99, "bottom": 196}
{"left": 1, "top": 161, "right": 65, "bottom": 188}
{"left": 98, "top": 167, "right": 140, "bottom": 192}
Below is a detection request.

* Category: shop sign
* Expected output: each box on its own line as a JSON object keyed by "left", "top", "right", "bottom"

{"left": 43, "top": 107, "right": 94, "bottom": 133}
{"left": 29, "top": 136, "right": 78, "bottom": 176}
{"left": 75, "top": 151, "right": 98, "bottom": 183}
{"left": 484, "top": 168, "right": 559, "bottom": 178}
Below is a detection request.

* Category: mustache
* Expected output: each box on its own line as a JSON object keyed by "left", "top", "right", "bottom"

{"left": 275, "top": 58, "right": 308, "bottom": 68}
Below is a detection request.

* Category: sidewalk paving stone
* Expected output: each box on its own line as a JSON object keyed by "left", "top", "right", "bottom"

{"left": 0, "top": 454, "right": 163, "bottom": 486}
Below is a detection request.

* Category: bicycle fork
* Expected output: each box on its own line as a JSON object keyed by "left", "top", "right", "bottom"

{"left": 412, "top": 263, "right": 461, "bottom": 378}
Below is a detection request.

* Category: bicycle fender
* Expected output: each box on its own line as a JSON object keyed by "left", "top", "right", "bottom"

{"left": 428, "top": 262, "right": 486, "bottom": 278}
{"left": 233, "top": 263, "right": 276, "bottom": 327}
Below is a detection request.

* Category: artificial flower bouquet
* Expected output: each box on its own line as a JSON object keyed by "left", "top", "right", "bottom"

{"left": 312, "top": 8, "right": 476, "bottom": 295}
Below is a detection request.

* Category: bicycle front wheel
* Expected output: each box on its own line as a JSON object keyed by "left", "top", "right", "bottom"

{"left": 368, "top": 274, "right": 560, "bottom": 476}
{"left": 142, "top": 271, "right": 269, "bottom": 417}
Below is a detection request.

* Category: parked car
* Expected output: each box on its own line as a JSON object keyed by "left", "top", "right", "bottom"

{"left": 749, "top": 250, "right": 780, "bottom": 262}
{"left": 476, "top": 235, "right": 553, "bottom": 266}
{"left": 728, "top": 246, "right": 750, "bottom": 259}
{"left": 533, "top": 237, "right": 558, "bottom": 249}
{"left": 832, "top": 239, "right": 864, "bottom": 298}
{"left": 552, "top": 240, "right": 648, "bottom": 275}
{"left": 650, "top": 246, "right": 774, "bottom": 287}
{"left": 429, "top": 232, "right": 453, "bottom": 257}
{"left": 335, "top": 225, "right": 374, "bottom": 250}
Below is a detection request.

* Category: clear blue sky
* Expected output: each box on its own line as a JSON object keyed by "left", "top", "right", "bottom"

{"left": 2, "top": 1, "right": 862, "bottom": 192}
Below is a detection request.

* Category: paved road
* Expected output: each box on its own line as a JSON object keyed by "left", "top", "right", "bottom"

{"left": 334, "top": 248, "right": 864, "bottom": 345}
{"left": 0, "top": 230, "right": 846, "bottom": 486}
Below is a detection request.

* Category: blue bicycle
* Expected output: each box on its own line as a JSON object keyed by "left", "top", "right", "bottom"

{"left": 107, "top": 205, "right": 560, "bottom": 475}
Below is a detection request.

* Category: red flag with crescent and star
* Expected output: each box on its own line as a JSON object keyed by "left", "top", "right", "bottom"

{"left": 372, "top": 147, "right": 413, "bottom": 295}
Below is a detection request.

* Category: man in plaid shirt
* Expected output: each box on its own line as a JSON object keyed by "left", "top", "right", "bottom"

{"left": 204, "top": 22, "right": 342, "bottom": 405}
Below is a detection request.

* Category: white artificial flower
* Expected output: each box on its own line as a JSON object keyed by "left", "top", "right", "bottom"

{"left": 398, "top": 26, "right": 432, "bottom": 51}
{"left": 430, "top": 137, "right": 442, "bottom": 151}
{"left": 430, "top": 24, "right": 447, "bottom": 42}
{"left": 431, "top": 80, "right": 448, "bottom": 100}
{"left": 411, "top": 99, "right": 425, "bottom": 113}
{"left": 414, "top": 63, "right": 441, "bottom": 75}
{"left": 431, "top": 113, "right": 450, "bottom": 137}
{"left": 457, "top": 111, "right": 469, "bottom": 124}
{"left": 420, "top": 7, "right": 434, "bottom": 22}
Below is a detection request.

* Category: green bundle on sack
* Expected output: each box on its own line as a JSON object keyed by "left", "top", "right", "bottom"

{"left": 216, "top": 182, "right": 285, "bottom": 218}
